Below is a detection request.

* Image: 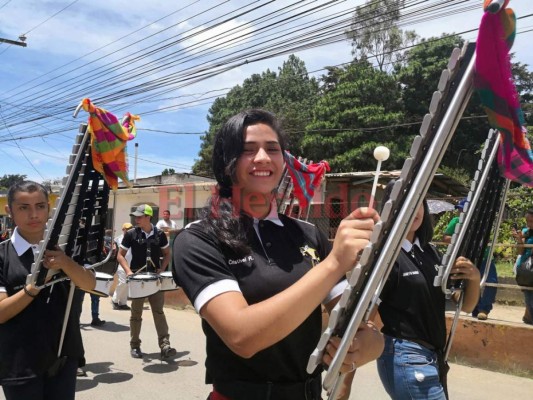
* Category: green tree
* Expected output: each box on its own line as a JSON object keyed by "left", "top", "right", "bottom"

{"left": 0, "top": 174, "right": 26, "bottom": 189}
{"left": 41, "top": 177, "right": 63, "bottom": 191}
{"left": 512, "top": 59, "right": 533, "bottom": 126}
{"left": 162, "top": 168, "right": 175, "bottom": 176}
{"left": 348, "top": 0, "right": 417, "bottom": 72}
{"left": 396, "top": 34, "right": 491, "bottom": 174}
{"left": 302, "top": 60, "right": 406, "bottom": 172}
{"left": 192, "top": 55, "right": 318, "bottom": 175}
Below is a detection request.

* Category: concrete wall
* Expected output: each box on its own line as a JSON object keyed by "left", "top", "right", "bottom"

{"left": 447, "top": 317, "right": 532, "bottom": 373}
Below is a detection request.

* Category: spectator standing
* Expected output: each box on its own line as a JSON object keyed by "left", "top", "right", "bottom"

{"left": 156, "top": 209, "right": 179, "bottom": 235}
{"left": 117, "top": 204, "right": 177, "bottom": 359}
{"left": 111, "top": 222, "right": 133, "bottom": 310}
{"left": 511, "top": 209, "right": 533, "bottom": 325}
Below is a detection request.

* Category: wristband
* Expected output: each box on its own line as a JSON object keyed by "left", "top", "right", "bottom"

{"left": 23, "top": 285, "right": 37, "bottom": 298}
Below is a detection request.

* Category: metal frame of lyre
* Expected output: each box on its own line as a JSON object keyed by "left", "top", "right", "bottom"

{"left": 434, "top": 128, "right": 510, "bottom": 361}
{"left": 27, "top": 110, "right": 111, "bottom": 289}
{"left": 309, "top": 40, "right": 478, "bottom": 397}
{"left": 309, "top": 0, "right": 515, "bottom": 392}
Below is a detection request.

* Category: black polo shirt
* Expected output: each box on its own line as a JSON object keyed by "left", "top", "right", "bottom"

{"left": 173, "top": 213, "right": 340, "bottom": 385}
{"left": 378, "top": 239, "right": 446, "bottom": 351}
{"left": 0, "top": 231, "right": 83, "bottom": 385}
{"left": 120, "top": 226, "right": 168, "bottom": 272}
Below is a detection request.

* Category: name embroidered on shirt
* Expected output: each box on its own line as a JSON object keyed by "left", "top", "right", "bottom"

{"left": 403, "top": 271, "right": 420, "bottom": 277}
{"left": 228, "top": 255, "right": 254, "bottom": 265}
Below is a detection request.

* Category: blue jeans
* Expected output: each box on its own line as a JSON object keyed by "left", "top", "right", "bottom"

{"left": 377, "top": 335, "right": 446, "bottom": 400}
{"left": 473, "top": 259, "right": 498, "bottom": 315}
{"left": 2, "top": 358, "right": 77, "bottom": 400}
{"left": 90, "top": 293, "right": 100, "bottom": 319}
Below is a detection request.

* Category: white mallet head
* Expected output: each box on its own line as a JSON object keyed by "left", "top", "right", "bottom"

{"left": 374, "top": 146, "right": 390, "bottom": 162}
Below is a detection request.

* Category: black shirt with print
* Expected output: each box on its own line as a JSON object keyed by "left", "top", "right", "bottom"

{"left": 173, "top": 214, "right": 331, "bottom": 385}
{"left": 379, "top": 243, "right": 446, "bottom": 350}
{"left": 0, "top": 240, "right": 83, "bottom": 384}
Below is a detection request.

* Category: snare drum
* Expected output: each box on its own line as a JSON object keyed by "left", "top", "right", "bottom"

{"left": 86, "top": 271, "right": 113, "bottom": 297}
{"left": 159, "top": 271, "right": 178, "bottom": 291}
{"left": 127, "top": 273, "right": 160, "bottom": 299}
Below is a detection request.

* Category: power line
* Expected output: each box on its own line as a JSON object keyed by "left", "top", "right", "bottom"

{"left": 0, "top": 106, "right": 46, "bottom": 179}
{"left": 22, "top": 0, "right": 81, "bottom": 35}
{"left": 0, "top": 0, "right": 11, "bottom": 11}
{"left": 0, "top": 2, "right": 531, "bottom": 145}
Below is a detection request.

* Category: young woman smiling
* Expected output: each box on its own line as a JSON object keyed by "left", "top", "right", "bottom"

{"left": 173, "top": 109, "right": 384, "bottom": 400}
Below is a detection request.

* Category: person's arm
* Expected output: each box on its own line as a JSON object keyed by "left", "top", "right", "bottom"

{"left": 118, "top": 231, "right": 134, "bottom": 275}
{"left": 323, "top": 296, "right": 383, "bottom": 368}
{"left": 442, "top": 235, "right": 452, "bottom": 244}
{"left": 117, "top": 248, "right": 132, "bottom": 275}
{"left": 443, "top": 218, "right": 458, "bottom": 244}
{"left": 43, "top": 248, "right": 96, "bottom": 291}
{"left": 156, "top": 220, "right": 169, "bottom": 233}
{"left": 158, "top": 246, "right": 170, "bottom": 272}
{"left": 0, "top": 248, "right": 95, "bottom": 323}
{"left": 512, "top": 227, "right": 526, "bottom": 255}
{"left": 0, "top": 285, "right": 41, "bottom": 323}
{"left": 451, "top": 256, "right": 481, "bottom": 312}
{"left": 168, "top": 220, "right": 179, "bottom": 235}
{"left": 201, "top": 208, "right": 379, "bottom": 359}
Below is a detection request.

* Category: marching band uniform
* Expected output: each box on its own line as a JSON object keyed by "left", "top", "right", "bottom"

{"left": 174, "top": 207, "right": 344, "bottom": 400}
{"left": 377, "top": 239, "right": 448, "bottom": 400}
{"left": 173, "top": 108, "right": 383, "bottom": 400}
{"left": 0, "top": 228, "right": 83, "bottom": 399}
{"left": 376, "top": 180, "right": 480, "bottom": 400}
{"left": 120, "top": 222, "right": 175, "bottom": 358}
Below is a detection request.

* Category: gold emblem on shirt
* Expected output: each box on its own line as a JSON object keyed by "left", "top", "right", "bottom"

{"left": 300, "top": 245, "right": 320, "bottom": 267}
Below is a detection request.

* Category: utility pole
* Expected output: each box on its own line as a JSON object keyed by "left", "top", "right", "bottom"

{"left": 0, "top": 34, "right": 27, "bottom": 47}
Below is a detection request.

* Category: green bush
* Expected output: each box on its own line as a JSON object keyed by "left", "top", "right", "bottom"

{"left": 431, "top": 185, "right": 533, "bottom": 262}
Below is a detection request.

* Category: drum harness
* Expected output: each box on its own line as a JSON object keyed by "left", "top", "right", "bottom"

{"left": 130, "top": 226, "right": 162, "bottom": 276}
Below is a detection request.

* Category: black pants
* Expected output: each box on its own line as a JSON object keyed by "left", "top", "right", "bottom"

{"left": 2, "top": 358, "right": 77, "bottom": 400}
{"left": 212, "top": 375, "right": 322, "bottom": 400}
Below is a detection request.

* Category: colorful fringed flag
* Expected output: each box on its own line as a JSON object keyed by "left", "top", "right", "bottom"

{"left": 283, "top": 151, "right": 330, "bottom": 208}
{"left": 474, "top": 0, "right": 533, "bottom": 186}
{"left": 80, "top": 98, "right": 140, "bottom": 190}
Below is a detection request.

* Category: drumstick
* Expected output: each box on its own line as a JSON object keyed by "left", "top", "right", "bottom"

{"left": 368, "top": 146, "right": 390, "bottom": 210}
{"left": 131, "top": 264, "right": 148, "bottom": 276}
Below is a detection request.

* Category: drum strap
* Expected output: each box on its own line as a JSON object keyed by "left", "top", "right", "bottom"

{"left": 139, "top": 226, "right": 161, "bottom": 271}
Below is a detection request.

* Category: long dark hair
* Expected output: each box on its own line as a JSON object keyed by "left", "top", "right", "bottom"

{"left": 203, "top": 109, "right": 287, "bottom": 256}
{"left": 381, "top": 180, "right": 434, "bottom": 246}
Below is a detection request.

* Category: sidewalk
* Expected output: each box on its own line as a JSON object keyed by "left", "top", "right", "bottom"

{"left": 2, "top": 295, "right": 532, "bottom": 400}
{"left": 456, "top": 302, "right": 527, "bottom": 325}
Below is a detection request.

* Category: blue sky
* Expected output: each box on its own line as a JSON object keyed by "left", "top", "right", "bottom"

{"left": 0, "top": 0, "right": 532, "bottom": 183}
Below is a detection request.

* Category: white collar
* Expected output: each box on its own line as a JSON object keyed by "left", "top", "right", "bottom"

{"left": 140, "top": 224, "right": 155, "bottom": 237}
{"left": 11, "top": 227, "right": 40, "bottom": 257}
{"left": 401, "top": 237, "right": 422, "bottom": 253}
{"left": 253, "top": 200, "right": 284, "bottom": 227}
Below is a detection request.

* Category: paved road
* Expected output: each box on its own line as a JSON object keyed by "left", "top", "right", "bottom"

{"left": 2, "top": 297, "right": 532, "bottom": 399}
